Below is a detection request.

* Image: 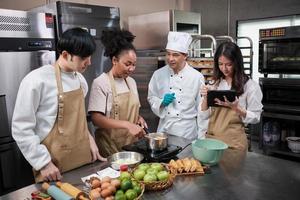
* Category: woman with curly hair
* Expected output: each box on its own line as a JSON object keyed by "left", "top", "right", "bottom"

{"left": 88, "top": 29, "right": 146, "bottom": 157}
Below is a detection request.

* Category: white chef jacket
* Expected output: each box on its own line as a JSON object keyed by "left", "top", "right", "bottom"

{"left": 198, "top": 78, "right": 263, "bottom": 136}
{"left": 148, "top": 63, "right": 205, "bottom": 140}
{"left": 11, "top": 64, "right": 88, "bottom": 171}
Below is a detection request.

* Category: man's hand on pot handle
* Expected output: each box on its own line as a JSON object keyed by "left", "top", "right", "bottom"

{"left": 162, "top": 93, "right": 176, "bottom": 106}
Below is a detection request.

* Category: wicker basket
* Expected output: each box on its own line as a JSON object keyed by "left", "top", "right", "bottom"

{"left": 131, "top": 163, "right": 176, "bottom": 191}
{"left": 134, "top": 182, "right": 145, "bottom": 200}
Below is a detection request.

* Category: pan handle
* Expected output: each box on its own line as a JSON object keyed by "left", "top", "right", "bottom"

{"left": 178, "top": 143, "right": 191, "bottom": 153}
{"left": 143, "top": 126, "right": 150, "bottom": 134}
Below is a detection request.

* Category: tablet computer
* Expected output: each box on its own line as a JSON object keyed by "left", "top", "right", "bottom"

{"left": 207, "top": 90, "right": 237, "bottom": 107}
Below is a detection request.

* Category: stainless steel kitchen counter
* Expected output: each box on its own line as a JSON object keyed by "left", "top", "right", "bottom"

{"left": 1, "top": 136, "right": 300, "bottom": 200}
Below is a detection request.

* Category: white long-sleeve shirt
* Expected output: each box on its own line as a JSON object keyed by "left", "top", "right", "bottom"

{"left": 198, "top": 78, "right": 263, "bottom": 136}
{"left": 148, "top": 63, "right": 205, "bottom": 140}
{"left": 12, "top": 64, "right": 88, "bottom": 171}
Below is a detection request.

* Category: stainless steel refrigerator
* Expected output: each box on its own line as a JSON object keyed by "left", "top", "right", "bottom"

{"left": 0, "top": 9, "right": 56, "bottom": 195}
{"left": 31, "top": 1, "right": 121, "bottom": 108}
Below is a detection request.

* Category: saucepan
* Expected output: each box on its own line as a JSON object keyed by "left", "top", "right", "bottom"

{"left": 142, "top": 127, "right": 168, "bottom": 151}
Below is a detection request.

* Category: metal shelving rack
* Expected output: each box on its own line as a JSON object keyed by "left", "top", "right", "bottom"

{"left": 188, "top": 34, "right": 217, "bottom": 83}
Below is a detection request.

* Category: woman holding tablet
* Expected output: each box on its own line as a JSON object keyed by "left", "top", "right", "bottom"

{"left": 198, "top": 41, "right": 263, "bottom": 167}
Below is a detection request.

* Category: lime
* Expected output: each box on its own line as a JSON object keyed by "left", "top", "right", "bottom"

{"left": 120, "top": 171, "right": 131, "bottom": 180}
{"left": 115, "top": 193, "right": 126, "bottom": 200}
{"left": 115, "top": 190, "right": 124, "bottom": 196}
{"left": 132, "top": 180, "right": 139, "bottom": 187}
{"left": 121, "top": 179, "right": 133, "bottom": 191}
{"left": 125, "top": 189, "right": 138, "bottom": 200}
{"left": 133, "top": 185, "right": 142, "bottom": 195}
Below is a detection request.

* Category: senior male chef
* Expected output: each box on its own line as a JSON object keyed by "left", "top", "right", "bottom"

{"left": 147, "top": 31, "right": 205, "bottom": 140}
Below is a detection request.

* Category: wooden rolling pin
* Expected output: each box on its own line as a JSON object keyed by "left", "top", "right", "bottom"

{"left": 42, "top": 182, "right": 74, "bottom": 200}
{"left": 56, "top": 182, "right": 89, "bottom": 200}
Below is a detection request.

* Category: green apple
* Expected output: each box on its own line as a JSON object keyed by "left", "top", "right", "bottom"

{"left": 150, "top": 163, "right": 164, "bottom": 172}
{"left": 133, "top": 169, "right": 146, "bottom": 180}
{"left": 120, "top": 171, "right": 131, "bottom": 180}
{"left": 157, "top": 170, "right": 169, "bottom": 181}
{"left": 146, "top": 167, "right": 158, "bottom": 175}
{"left": 138, "top": 163, "right": 150, "bottom": 171}
{"left": 143, "top": 173, "right": 157, "bottom": 182}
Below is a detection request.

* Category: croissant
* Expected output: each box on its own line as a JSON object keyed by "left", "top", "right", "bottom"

{"left": 183, "top": 158, "right": 192, "bottom": 172}
{"left": 175, "top": 159, "right": 184, "bottom": 173}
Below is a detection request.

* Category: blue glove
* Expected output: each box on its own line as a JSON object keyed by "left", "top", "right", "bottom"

{"left": 162, "top": 93, "right": 176, "bottom": 106}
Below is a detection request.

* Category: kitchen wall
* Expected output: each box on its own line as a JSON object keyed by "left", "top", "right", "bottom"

{"left": 191, "top": 0, "right": 300, "bottom": 37}
{"left": 0, "top": 0, "right": 191, "bottom": 28}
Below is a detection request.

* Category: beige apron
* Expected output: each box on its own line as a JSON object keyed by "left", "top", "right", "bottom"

{"left": 95, "top": 71, "right": 140, "bottom": 157}
{"left": 207, "top": 106, "right": 247, "bottom": 172}
{"left": 34, "top": 65, "right": 92, "bottom": 182}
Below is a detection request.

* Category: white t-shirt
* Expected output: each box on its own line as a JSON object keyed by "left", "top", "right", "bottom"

{"left": 12, "top": 64, "right": 88, "bottom": 170}
{"left": 88, "top": 73, "right": 140, "bottom": 118}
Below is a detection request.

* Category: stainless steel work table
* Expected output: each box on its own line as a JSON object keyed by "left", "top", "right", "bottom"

{"left": 1, "top": 136, "right": 300, "bottom": 200}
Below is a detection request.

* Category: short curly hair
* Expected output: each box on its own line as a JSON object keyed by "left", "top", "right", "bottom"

{"left": 101, "top": 28, "right": 136, "bottom": 60}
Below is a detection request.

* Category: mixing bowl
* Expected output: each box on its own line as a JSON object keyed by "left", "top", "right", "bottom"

{"left": 192, "top": 138, "right": 228, "bottom": 166}
{"left": 286, "top": 137, "right": 300, "bottom": 153}
{"left": 108, "top": 151, "right": 144, "bottom": 170}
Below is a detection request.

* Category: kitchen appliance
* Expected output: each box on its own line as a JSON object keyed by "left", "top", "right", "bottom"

{"left": 128, "top": 10, "right": 201, "bottom": 50}
{"left": 31, "top": 1, "right": 120, "bottom": 108}
{"left": 122, "top": 138, "right": 185, "bottom": 162}
{"left": 259, "top": 77, "right": 300, "bottom": 157}
{"left": 260, "top": 78, "right": 300, "bottom": 114}
{"left": 259, "top": 25, "right": 300, "bottom": 76}
{"left": 0, "top": 8, "right": 55, "bottom": 195}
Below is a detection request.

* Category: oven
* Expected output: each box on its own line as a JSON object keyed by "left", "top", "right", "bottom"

{"left": 259, "top": 26, "right": 300, "bottom": 76}
{"left": 259, "top": 78, "right": 300, "bottom": 157}
{"left": 260, "top": 78, "right": 300, "bottom": 114}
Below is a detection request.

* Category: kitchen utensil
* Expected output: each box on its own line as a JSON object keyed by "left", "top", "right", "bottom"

{"left": 192, "top": 138, "right": 228, "bottom": 166}
{"left": 108, "top": 151, "right": 144, "bottom": 170}
{"left": 286, "top": 137, "right": 300, "bottom": 153}
{"left": 122, "top": 138, "right": 189, "bottom": 162}
{"left": 56, "top": 182, "right": 89, "bottom": 200}
{"left": 42, "top": 182, "right": 73, "bottom": 200}
{"left": 145, "top": 132, "right": 168, "bottom": 151}
{"left": 143, "top": 126, "right": 150, "bottom": 134}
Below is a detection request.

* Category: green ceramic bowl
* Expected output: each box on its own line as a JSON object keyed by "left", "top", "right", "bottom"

{"left": 192, "top": 138, "right": 228, "bottom": 166}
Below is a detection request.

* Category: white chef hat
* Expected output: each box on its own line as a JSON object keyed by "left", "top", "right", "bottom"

{"left": 166, "top": 31, "right": 192, "bottom": 54}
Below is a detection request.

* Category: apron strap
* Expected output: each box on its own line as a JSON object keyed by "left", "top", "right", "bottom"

{"left": 54, "top": 64, "right": 65, "bottom": 134}
{"left": 107, "top": 70, "right": 131, "bottom": 120}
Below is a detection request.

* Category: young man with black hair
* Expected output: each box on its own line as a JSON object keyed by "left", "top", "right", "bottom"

{"left": 12, "top": 28, "right": 106, "bottom": 182}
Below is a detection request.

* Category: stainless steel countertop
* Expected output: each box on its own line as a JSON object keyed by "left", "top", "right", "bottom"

{"left": 1, "top": 136, "right": 300, "bottom": 200}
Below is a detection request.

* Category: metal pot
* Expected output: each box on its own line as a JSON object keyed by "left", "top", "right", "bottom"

{"left": 145, "top": 132, "right": 168, "bottom": 151}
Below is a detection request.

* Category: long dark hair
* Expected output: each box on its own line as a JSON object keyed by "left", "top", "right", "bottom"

{"left": 101, "top": 28, "right": 136, "bottom": 60}
{"left": 213, "top": 42, "right": 249, "bottom": 96}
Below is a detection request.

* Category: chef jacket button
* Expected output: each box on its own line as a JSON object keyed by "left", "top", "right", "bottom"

{"left": 168, "top": 112, "right": 170, "bottom": 114}
{"left": 179, "top": 89, "right": 182, "bottom": 91}
{"left": 171, "top": 75, "right": 173, "bottom": 77}
{"left": 180, "top": 76, "right": 183, "bottom": 78}
{"left": 178, "top": 101, "right": 181, "bottom": 103}
{"left": 176, "top": 113, "right": 179, "bottom": 116}
{"left": 170, "top": 87, "right": 172, "bottom": 89}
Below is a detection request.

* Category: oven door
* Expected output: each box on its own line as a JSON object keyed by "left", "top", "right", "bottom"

{"left": 260, "top": 78, "right": 300, "bottom": 114}
{"left": 259, "top": 38, "right": 300, "bottom": 74}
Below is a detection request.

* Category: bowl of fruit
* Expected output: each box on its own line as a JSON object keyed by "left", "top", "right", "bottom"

{"left": 130, "top": 163, "right": 175, "bottom": 191}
